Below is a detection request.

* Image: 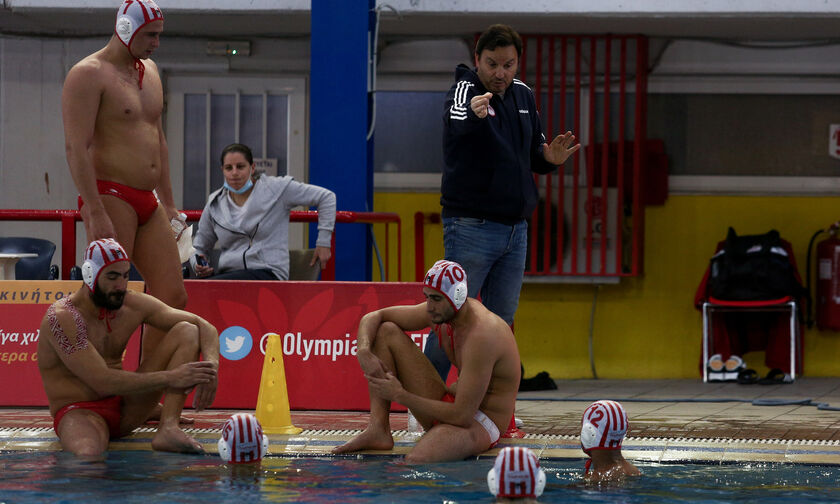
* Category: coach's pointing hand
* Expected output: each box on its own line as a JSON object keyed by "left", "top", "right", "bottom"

{"left": 470, "top": 92, "right": 494, "bottom": 119}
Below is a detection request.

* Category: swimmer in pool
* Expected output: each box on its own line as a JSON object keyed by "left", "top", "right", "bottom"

{"left": 61, "top": 0, "right": 187, "bottom": 365}
{"left": 487, "top": 446, "right": 546, "bottom": 502}
{"left": 37, "top": 239, "right": 219, "bottom": 458}
{"left": 580, "top": 400, "right": 641, "bottom": 483}
{"left": 332, "top": 260, "right": 521, "bottom": 463}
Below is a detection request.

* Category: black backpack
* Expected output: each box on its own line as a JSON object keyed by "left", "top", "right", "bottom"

{"left": 708, "top": 227, "right": 805, "bottom": 301}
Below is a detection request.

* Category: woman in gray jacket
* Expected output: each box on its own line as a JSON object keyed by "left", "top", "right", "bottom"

{"left": 193, "top": 143, "right": 336, "bottom": 280}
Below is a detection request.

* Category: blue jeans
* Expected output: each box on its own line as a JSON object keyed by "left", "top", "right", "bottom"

{"left": 423, "top": 217, "right": 528, "bottom": 379}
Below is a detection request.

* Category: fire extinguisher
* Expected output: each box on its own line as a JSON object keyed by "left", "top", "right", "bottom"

{"left": 808, "top": 222, "right": 840, "bottom": 331}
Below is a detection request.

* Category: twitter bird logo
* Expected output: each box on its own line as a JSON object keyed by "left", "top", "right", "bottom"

{"left": 219, "top": 326, "right": 253, "bottom": 361}
{"left": 225, "top": 335, "right": 245, "bottom": 353}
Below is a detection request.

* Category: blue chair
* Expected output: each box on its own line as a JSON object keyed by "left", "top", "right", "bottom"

{"left": 0, "top": 237, "right": 58, "bottom": 280}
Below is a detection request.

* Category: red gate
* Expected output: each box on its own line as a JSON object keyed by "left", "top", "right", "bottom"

{"left": 520, "top": 35, "right": 650, "bottom": 278}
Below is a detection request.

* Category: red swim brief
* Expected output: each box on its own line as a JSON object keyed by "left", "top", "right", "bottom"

{"left": 78, "top": 180, "right": 159, "bottom": 226}
{"left": 53, "top": 395, "right": 123, "bottom": 438}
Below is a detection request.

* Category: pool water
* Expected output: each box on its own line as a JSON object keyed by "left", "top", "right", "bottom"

{"left": 0, "top": 451, "right": 838, "bottom": 503}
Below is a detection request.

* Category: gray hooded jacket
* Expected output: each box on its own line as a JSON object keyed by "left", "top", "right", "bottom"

{"left": 194, "top": 175, "right": 336, "bottom": 280}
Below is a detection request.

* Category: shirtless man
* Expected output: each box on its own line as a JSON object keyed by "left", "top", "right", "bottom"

{"left": 332, "top": 260, "right": 521, "bottom": 463}
{"left": 580, "top": 400, "right": 641, "bottom": 483}
{"left": 37, "top": 239, "right": 220, "bottom": 458}
{"left": 61, "top": 0, "right": 186, "bottom": 356}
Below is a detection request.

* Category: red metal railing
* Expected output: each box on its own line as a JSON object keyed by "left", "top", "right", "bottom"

{"left": 0, "top": 209, "right": 81, "bottom": 280}
{"left": 0, "top": 209, "right": 401, "bottom": 281}
{"left": 520, "top": 34, "right": 648, "bottom": 278}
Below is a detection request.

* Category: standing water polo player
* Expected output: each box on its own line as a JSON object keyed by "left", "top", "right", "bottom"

{"left": 62, "top": 0, "right": 187, "bottom": 361}
{"left": 37, "top": 239, "right": 219, "bottom": 458}
{"left": 333, "top": 260, "right": 521, "bottom": 462}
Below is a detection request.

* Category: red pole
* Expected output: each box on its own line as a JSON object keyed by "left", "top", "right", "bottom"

{"left": 600, "top": 35, "right": 611, "bottom": 275}
{"left": 396, "top": 218, "right": 402, "bottom": 282}
{"left": 557, "top": 36, "right": 567, "bottom": 273}
{"left": 632, "top": 36, "right": 649, "bottom": 276}
{"left": 617, "top": 37, "right": 627, "bottom": 276}
{"left": 572, "top": 36, "right": 582, "bottom": 275}
{"left": 521, "top": 36, "right": 528, "bottom": 83}
{"left": 586, "top": 37, "right": 597, "bottom": 275}
{"left": 544, "top": 36, "right": 554, "bottom": 273}
{"left": 384, "top": 223, "right": 390, "bottom": 281}
{"left": 414, "top": 211, "right": 425, "bottom": 281}
{"left": 61, "top": 212, "right": 77, "bottom": 279}
{"left": 532, "top": 36, "right": 543, "bottom": 274}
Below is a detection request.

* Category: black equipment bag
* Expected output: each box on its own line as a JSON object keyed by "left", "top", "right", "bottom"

{"left": 708, "top": 227, "right": 805, "bottom": 301}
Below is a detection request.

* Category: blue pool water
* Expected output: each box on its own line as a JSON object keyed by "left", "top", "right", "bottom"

{"left": 0, "top": 452, "right": 838, "bottom": 503}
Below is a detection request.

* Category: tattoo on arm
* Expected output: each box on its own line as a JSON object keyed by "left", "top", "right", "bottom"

{"left": 46, "top": 298, "right": 89, "bottom": 355}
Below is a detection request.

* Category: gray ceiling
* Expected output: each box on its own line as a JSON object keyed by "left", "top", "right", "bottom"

{"left": 2, "top": 8, "right": 840, "bottom": 42}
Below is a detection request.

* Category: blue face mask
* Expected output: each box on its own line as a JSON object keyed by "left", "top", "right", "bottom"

{"left": 224, "top": 178, "right": 253, "bottom": 194}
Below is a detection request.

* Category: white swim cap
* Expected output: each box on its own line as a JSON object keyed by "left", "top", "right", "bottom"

{"left": 81, "top": 239, "right": 130, "bottom": 292}
{"left": 487, "top": 446, "right": 546, "bottom": 499}
{"left": 115, "top": 0, "right": 164, "bottom": 49}
{"left": 580, "top": 400, "right": 629, "bottom": 454}
{"left": 218, "top": 413, "right": 269, "bottom": 464}
{"left": 423, "top": 260, "right": 468, "bottom": 312}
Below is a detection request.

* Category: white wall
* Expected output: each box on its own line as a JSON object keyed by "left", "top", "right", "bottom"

{"left": 0, "top": 37, "right": 99, "bottom": 263}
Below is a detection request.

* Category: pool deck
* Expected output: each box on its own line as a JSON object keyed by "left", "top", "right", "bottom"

{"left": 3, "top": 378, "right": 840, "bottom": 464}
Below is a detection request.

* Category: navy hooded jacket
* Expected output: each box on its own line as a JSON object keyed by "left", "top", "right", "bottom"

{"left": 441, "top": 64, "right": 557, "bottom": 224}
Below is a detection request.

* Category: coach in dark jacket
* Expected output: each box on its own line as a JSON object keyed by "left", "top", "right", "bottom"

{"left": 425, "top": 24, "right": 580, "bottom": 380}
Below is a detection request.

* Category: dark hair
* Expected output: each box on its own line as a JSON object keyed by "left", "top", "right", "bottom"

{"left": 220, "top": 143, "right": 253, "bottom": 165}
{"left": 475, "top": 24, "right": 522, "bottom": 58}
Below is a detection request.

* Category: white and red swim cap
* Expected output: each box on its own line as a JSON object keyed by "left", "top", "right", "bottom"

{"left": 217, "top": 413, "right": 269, "bottom": 464}
{"left": 423, "top": 260, "right": 468, "bottom": 312}
{"left": 81, "top": 239, "right": 130, "bottom": 292}
{"left": 487, "top": 446, "right": 546, "bottom": 499}
{"left": 115, "top": 0, "right": 164, "bottom": 49}
{"left": 580, "top": 400, "right": 629, "bottom": 454}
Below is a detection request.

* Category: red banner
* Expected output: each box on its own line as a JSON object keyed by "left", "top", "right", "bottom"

{"left": 0, "top": 280, "right": 429, "bottom": 411}
{"left": 0, "top": 281, "right": 142, "bottom": 406}
{"left": 183, "top": 280, "right": 428, "bottom": 410}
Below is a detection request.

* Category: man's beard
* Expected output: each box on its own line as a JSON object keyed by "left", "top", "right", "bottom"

{"left": 91, "top": 284, "right": 126, "bottom": 310}
{"left": 430, "top": 308, "right": 455, "bottom": 325}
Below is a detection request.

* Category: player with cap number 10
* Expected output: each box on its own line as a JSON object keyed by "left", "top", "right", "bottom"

{"left": 333, "top": 260, "right": 522, "bottom": 463}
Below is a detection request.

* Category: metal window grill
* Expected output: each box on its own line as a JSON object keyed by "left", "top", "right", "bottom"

{"left": 519, "top": 34, "right": 649, "bottom": 279}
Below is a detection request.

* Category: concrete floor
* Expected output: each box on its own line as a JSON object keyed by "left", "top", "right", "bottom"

{"left": 517, "top": 378, "right": 840, "bottom": 440}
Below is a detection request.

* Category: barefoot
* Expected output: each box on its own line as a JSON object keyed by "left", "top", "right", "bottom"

{"left": 145, "top": 403, "right": 195, "bottom": 425}
{"left": 151, "top": 424, "right": 205, "bottom": 454}
{"left": 332, "top": 427, "right": 394, "bottom": 454}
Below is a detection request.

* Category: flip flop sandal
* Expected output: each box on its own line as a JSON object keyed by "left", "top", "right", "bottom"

{"left": 706, "top": 354, "right": 726, "bottom": 381}
{"left": 723, "top": 355, "right": 745, "bottom": 381}
{"left": 758, "top": 368, "right": 793, "bottom": 385}
{"left": 724, "top": 355, "right": 744, "bottom": 372}
{"left": 707, "top": 354, "right": 724, "bottom": 372}
{"left": 737, "top": 368, "right": 759, "bottom": 385}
